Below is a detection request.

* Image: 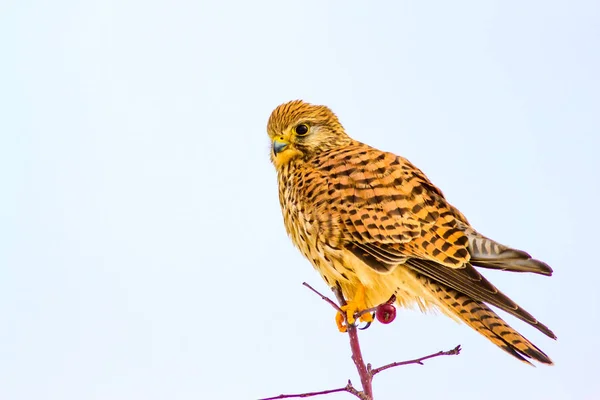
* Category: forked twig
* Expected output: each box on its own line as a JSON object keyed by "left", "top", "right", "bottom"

{"left": 330, "top": 283, "right": 373, "bottom": 399}
{"left": 259, "top": 380, "right": 364, "bottom": 400}
{"left": 302, "top": 282, "right": 343, "bottom": 313}
{"left": 260, "top": 282, "right": 461, "bottom": 399}
{"left": 369, "top": 345, "right": 462, "bottom": 376}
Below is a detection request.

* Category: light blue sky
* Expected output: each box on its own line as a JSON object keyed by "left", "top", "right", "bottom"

{"left": 1, "top": 1, "right": 599, "bottom": 399}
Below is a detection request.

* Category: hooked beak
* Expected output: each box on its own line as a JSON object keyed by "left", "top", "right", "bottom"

{"left": 272, "top": 139, "right": 289, "bottom": 156}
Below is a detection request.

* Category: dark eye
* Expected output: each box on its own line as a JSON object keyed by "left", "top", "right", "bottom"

{"left": 295, "top": 124, "right": 309, "bottom": 136}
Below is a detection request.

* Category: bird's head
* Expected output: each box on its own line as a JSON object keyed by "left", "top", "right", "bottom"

{"left": 267, "top": 100, "right": 351, "bottom": 169}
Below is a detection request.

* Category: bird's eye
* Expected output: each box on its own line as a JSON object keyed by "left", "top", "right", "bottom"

{"left": 295, "top": 124, "right": 309, "bottom": 136}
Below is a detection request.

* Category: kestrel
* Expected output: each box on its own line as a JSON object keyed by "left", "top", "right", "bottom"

{"left": 267, "top": 100, "right": 555, "bottom": 365}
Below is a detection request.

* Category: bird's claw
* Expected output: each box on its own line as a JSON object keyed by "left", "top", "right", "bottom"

{"left": 359, "top": 318, "right": 374, "bottom": 330}
{"left": 335, "top": 311, "right": 347, "bottom": 332}
{"left": 334, "top": 284, "right": 373, "bottom": 332}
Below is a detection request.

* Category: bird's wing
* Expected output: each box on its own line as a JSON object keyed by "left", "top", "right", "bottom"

{"left": 317, "top": 144, "right": 471, "bottom": 270}
{"left": 314, "top": 144, "right": 555, "bottom": 339}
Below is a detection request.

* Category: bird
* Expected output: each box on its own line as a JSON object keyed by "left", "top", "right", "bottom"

{"left": 267, "top": 100, "right": 556, "bottom": 365}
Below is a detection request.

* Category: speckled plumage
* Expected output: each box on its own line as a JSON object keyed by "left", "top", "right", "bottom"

{"left": 267, "top": 100, "right": 556, "bottom": 365}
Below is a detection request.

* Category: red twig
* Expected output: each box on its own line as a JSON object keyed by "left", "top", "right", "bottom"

{"left": 369, "top": 345, "right": 462, "bottom": 376}
{"left": 260, "top": 282, "right": 461, "bottom": 399}
{"left": 331, "top": 285, "right": 373, "bottom": 399}
{"left": 258, "top": 380, "right": 363, "bottom": 400}
{"left": 302, "top": 282, "right": 343, "bottom": 313}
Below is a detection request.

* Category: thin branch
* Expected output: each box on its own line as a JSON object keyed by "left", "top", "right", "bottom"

{"left": 302, "top": 282, "right": 343, "bottom": 313}
{"left": 331, "top": 285, "right": 373, "bottom": 400}
{"left": 258, "top": 380, "right": 362, "bottom": 400}
{"left": 262, "top": 282, "right": 462, "bottom": 400}
{"left": 370, "top": 345, "right": 462, "bottom": 376}
{"left": 331, "top": 282, "right": 347, "bottom": 307}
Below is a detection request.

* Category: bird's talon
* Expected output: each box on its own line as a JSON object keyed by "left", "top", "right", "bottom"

{"left": 341, "top": 304, "right": 358, "bottom": 325}
{"left": 359, "top": 320, "right": 372, "bottom": 330}
{"left": 336, "top": 284, "right": 372, "bottom": 330}
{"left": 335, "top": 311, "right": 348, "bottom": 332}
{"left": 360, "top": 311, "right": 374, "bottom": 324}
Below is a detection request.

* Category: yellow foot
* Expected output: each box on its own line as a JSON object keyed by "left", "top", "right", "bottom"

{"left": 336, "top": 311, "right": 347, "bottom": 332}
{"left": 335, "top": 284, "right": 373, "bottom": 332}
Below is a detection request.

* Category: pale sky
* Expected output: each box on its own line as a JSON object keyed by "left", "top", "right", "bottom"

{"left": 1, "top": 1, "right": 599, "bottom": 399}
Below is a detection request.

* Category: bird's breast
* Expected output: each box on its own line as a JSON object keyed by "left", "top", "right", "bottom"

{"left": 277, "top": 164, "right": 337, "bottom": 275}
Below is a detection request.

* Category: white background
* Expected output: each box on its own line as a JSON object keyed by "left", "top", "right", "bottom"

{"left": 1, "top": 1, "right": 599, "bottom": 399}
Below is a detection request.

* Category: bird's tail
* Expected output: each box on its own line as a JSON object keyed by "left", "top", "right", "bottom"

{"left": 461, "top": 225, "right": 553, "bottom": 276}
{"left": 425, "top": 277, "right": 553, "bottom": 365}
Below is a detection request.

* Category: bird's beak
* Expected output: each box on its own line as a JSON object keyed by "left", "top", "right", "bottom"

{"left": 272, "top": 138, "right": 289, "bottom": 156}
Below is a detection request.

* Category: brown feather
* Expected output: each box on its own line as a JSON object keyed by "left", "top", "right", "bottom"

{"left": 421, "top": 276, "right": 553, "bottom": 365}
